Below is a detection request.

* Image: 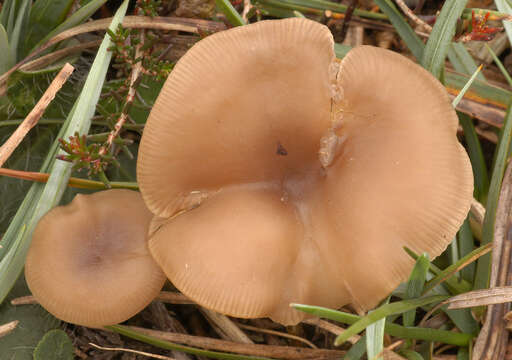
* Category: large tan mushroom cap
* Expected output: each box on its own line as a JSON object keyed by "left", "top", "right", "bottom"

{"left": 138, "top": 18, "right": 473, "bottom": 324}
{"left": 25, "top": 190, "right": 166, "bottom": 327}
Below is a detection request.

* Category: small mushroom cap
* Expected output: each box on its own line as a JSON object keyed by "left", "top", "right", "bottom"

{"left": 139, "top": 18, "right": 473, "bottom": 324}
{"left": 25, "top": 190, "right": 166, "bottom": 327}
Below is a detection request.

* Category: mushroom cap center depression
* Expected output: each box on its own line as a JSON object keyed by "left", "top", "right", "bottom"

{"left": 137, "top": 19, "right": 473, "bottom": 325}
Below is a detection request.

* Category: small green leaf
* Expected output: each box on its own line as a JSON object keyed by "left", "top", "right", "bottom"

{"left": 33, "top": 329, "right": 74, "bottom": 360}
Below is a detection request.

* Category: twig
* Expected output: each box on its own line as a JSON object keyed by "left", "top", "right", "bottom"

{"left": 156, "top": 292, "right": 195, "bottom": 305}
{"left": 302, "top": 318, "right": 360, "bottom": 344}
{"left": 0, "top": 16, "right": 226, "bottom": 89}
{"left": 99, "top": 31, "right": 144, "bottom": 156}
{"left": 90, "top": 343, "right": 175, "bottom": 360}
{"left": 338, "top": 0, "right": 358, "bottom": 43}
{"left": 10, "top": 295, "right": 37, "bottom": 305}
{"left": 242, "top": 0, "right": 253, "bottom": 22}
{"left": 200, "top": 309, "right": 253, "bottom": 344}
{"left": 473, "top": 161, "right": 512, "bottom": 359}
{"left": 0, "top": 63, "right": 74, "bottom": 167}
{"left": 393, "top": 0, "right": 432, "bottom": 33}
{"left": 236, "top": 322, "right": 317, "bottom": 348}
{"left": 126, "top": 325, "right": 346, "bottom": 359}
{"left": 0, "top": 320, "right": 18, "bottom": 338}
{"left": 147, "top": 302, "right": 192, "bottom": 360}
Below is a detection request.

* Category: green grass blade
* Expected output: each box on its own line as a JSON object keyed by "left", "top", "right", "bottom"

{"left": 0, "top": 0, "right": 14, "bottom": 29}
{"left": 216, "top": 0, "right": 246, "bottom": 26}
{"left": 447, "top": 43, "right": 486, "bottom": 82}
{"left": 20, "top": 0, "right": 74, "bottom": 58}
{"left": 486, "top": 44, "right": 512, "bottom": 87}
{"left": 404, "top": 247, "right": 472, "bottom": 294}
{"left": 108, "top": 325, "right": 273, "bottom": 360}
{"left": 0, "top": 0, "right": 129, "bottom": 304}
{"left": 452, "top": 64, "right": 483, "bottom": 108}
{"left": 495, "top": 0, "right": 512, "bottom": 46}
{"left": 366, "top": 298, "right": 389, "bottom": 360}
{"left": 343, "top": 335, "right": 367, "bottom": 360}
{"left": 373, "top": 0, "right": 424, "bottom": 60}
{"left": 332, "top": 296, "right": 447, "bottom": 345}
{"left": 31, "top": 0, "right": 107, "bottom": 53}
{"left": 474, "top": 104, "right": 512, "bottom": 290}
{"left": 254, "top": 0, "right": 387, "bottom": 20}
{"left": 458, "top": 219, "right": 476, "bottom": 283}
{"left": 403, "top": 255, "right": 429, "bottom": 327}
{"left": 459, "top": 113, "right": 489, "bottom": 201}
{"left": 9, "top": 0, "right": 30, "bottom": 61}
{"left": 292, "top": 304, "right": 472, "bottom": 346}
{"left": 399, "top": 350, "right": 424, "bottom": 360}
{"left": 423, "top": 243, "right": 492, "bottom": 295}
{"left": 422, "top": 0, "right": 469, "bottom": 78}
{"left": 0, "top": 24, "right": 14, "bottom": 74}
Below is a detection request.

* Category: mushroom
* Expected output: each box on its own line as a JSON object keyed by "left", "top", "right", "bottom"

{"left": 137, "top": 18, "right": 473, "bottom": 325}
{"left": 25, "top": 189, "right": 166, "bottom": 327}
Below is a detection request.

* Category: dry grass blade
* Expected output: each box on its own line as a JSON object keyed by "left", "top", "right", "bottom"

{"left": 446, "top": 287, "right": 512, "bottom": 309}
{"left": 10, "top": 295, "right": 37, "bottom": 305}
{"left": 302, "top": 318, "right": 360, "bottom": 344}
{"left": 0, "top": 320, "right": 18, "bottom": 338}
{"left": 0, "top": 16, "right": 226, "bottom": 88}
{"left": 473, "top": 161, "right": 512, "bottom": 359}
{"left": 126, "top": 326, "right": 345, "bottom": 360}
{"left": 0, "top": 63, "right": 74, "bottom": 168}
{"left": 19, "top": 40, "right": 101, "bottom": 73}
{"left": 90, "top": 343, "right": 175, "bottom": 359}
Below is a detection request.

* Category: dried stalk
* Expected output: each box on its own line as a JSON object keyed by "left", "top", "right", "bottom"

{"left": 393, "top": 0, "right": 432, "bottom": 32}
{"left": 0, "top": 63, "right": 74, "bottom": 167}
{"left": 90, "top": 343, "right": 175, "bottom": 360}
{"left": 126, "top": 325, "right": 345, "bottom": 359}
{"left": 200, "top": 309, "right": 253, "bottom": 344}
{"left": 99, "top": 31, "right": 144, "bottom": 155}
{"left": 472, "top": 161, "right": 512, "bottom": 359}
{"left": 0, "top": 320, "right": 18, "bottom": 338}
{"left": 156, "top": 292, "right": 194, "bottom": 305}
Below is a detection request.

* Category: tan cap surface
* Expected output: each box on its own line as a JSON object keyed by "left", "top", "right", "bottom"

{"left": 25, "top": 190, "right": 166, "bottom": 327}
{"left": 138, "top": 18, "right": 473, "bottom": 324}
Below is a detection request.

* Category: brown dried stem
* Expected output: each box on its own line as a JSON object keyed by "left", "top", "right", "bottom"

{"left": 393, "top": 0, "right": 432, "bottom": 33}
{"left": 99, "top": 32, "right": 144, "bottom": 156}
{"left": 473, "top": 162, "right": 512, "bottom": 359}
{"left": 125, "top": 326, "right": 345, "bottom": 359}
{"left": 0, "top": 63, "right": 74, "bottom": 167}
